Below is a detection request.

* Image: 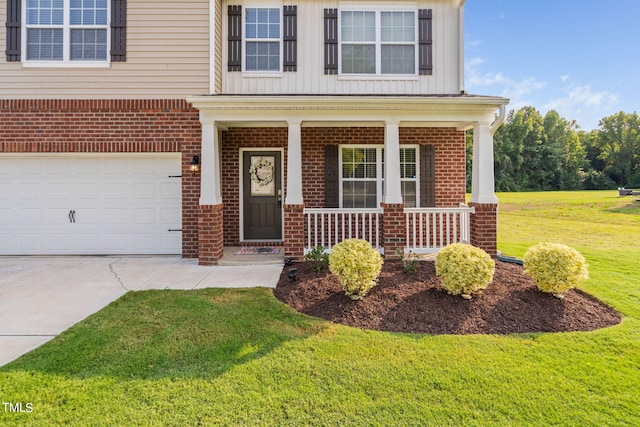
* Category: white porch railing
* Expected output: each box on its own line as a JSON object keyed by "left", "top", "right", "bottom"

{"left": 303, "top": 208, "right": 383, "bottom": 254}
{"left": 405, "top": 205, "right": 475, "bottom": 254}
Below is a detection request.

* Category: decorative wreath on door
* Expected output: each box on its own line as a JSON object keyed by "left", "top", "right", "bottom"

{"left": 249, "top": 158, "right": 275, "bottom": 186}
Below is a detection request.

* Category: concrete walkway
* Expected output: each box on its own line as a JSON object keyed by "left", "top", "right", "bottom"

{"left": 0, "top": 256, "right": 284, "bottom": 367}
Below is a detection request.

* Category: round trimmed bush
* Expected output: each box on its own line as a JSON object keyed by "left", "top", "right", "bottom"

{"left": 524, "top": 242, "right": 589, "bottom": 297}
{"left": 435, "top": 243, "right": 495, "bottom": 297}
{"left": 329, "top": 239, "right": 383, "bottom": 299}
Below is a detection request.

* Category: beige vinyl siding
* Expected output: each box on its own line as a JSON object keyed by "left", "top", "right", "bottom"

{"left": 222, "top": 0, "right": 463, "bottom": 95}
{"left": 0, "top": 0, "right": 210, "bottom": 99}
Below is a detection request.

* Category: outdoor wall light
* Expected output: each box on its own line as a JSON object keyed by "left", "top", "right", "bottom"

{"left": 190, "top": 155, "right": 200, "bottom": 173}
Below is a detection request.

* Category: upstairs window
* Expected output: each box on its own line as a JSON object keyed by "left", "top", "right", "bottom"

{"left": 227, "top": 5, "right": 296, "bottom": 72}
{"left": 24, "top": 0, "right": 109, "bottom": 63}
{"left": 340, "top": 10, "right": 416, "bottom": 75}
{"left": 245, "top": 8, "right": 281, "bottom": 72}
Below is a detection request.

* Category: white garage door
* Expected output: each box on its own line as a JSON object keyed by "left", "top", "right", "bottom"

{"left": 0, "top": 154, "right": 182, "bottom": 255}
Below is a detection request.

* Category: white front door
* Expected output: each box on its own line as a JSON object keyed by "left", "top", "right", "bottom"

{"left": 0, "top": 154, "right": 182, "bottom": 255}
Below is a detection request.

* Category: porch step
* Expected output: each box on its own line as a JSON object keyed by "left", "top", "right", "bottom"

{"left": 217, "top": 247, "right": 284, "bottom": 266}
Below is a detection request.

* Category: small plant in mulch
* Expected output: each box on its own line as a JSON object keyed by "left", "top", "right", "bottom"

{"left": 435, "top": 243, "right": 495, "bottom": 299}
{"left": 329, "top": 239, "right": 383, "bottom": 300}
{"left": 396, "top": 248, "right": 419, "bottom": 274}
{"left": 524, "top": 242, "right": 589, "bottom": 299}
{"left": 305, "top": 246, "right": 329, "bottom": 273}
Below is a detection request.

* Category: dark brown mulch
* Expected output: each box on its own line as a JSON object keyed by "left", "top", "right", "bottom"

{"left": 273, "top": 261, "right": 621, "bottom": 335}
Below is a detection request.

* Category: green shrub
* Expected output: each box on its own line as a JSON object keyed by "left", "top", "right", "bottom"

{"left": 435, "top": 243, "right": 495, "bottom": 298}
{"left": 524, "top": 242, "right": 589, "bottom": 297}
{"left": 305, "top": 246, "right": 329, "bottom": 272}
{"left": 329, "top": 239, "right": 383, "bottom": 299}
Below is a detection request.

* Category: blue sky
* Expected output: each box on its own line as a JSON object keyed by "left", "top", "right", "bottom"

{"left": 464, "top": 0, "right": 640, "bottom": 130}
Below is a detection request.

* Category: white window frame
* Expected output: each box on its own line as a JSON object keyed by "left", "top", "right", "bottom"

{"left": 338, "top": 7, "right": 418, "bottom": 77}
{"left": 21, "top": 0, "right": 111, "bottom": 68}
{"left": 339, "top": 145, "right": 420, "bottom": 208}
{"left": 242, "top": 5, "right": 283, "bottom": 75}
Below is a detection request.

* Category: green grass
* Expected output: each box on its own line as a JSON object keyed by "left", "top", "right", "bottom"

{"left": 1, "top": 190, "right": 639, "bottom": 426}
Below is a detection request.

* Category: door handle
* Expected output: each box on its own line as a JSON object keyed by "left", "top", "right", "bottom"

{"left": 277, "top": 197, "right": 282, "bottom": 208}
{"left": 69, "top": 210, "right": 76, "bottom": 223}
{"left": 69, "top": 210, "right": 73, "bottom": 223}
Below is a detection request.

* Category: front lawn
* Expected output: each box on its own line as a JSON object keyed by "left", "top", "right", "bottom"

{"left": 1, "top": 190, "right": 639, "bottom": 426}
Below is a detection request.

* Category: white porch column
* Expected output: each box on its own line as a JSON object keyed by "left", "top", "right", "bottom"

{"left": 200, "top": 121, "right": 222, "bottom": 205}
{"left": 383, "top": 120, "right": 403, "bottom": 204}
{"left": 470, "top": 122, "right": 499, "bottom": 204}
{"left": 285, "top": 120, "right": 304, "bottom": 205}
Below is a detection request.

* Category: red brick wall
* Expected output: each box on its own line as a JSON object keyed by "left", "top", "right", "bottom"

{"left": 469, "top": 202, "right": 498, "bottom": 257}
{"left": 381, "top": 203, "right": 406, "bottom": 258}
{"left": 0, "top": 99, "right": 202, "bottom": 257}
{"left": 284, "top": 204, "right": 305, "bottom": 259}
{"left": 198, "top": 204, "right": 224, "bottom": 265}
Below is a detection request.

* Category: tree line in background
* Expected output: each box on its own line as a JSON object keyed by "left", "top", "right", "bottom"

{"left": 466, "top": 108, "right": 640, "bottom": 192}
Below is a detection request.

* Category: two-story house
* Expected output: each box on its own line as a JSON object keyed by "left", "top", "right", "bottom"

{"left": 1, "top": 0, "right": 507, "bottom": 265}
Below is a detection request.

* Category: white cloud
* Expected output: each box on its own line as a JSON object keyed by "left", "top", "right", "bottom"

{"left": 465, "top": 57, "right": 546, "bottom": 107}
{"left": 465, "top": 58, "right": 620, "bottom": 130}
{"left": 543, "top": 84, "right": 619, "bottom": 130}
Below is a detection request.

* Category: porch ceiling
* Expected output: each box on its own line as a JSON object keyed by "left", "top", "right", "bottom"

{"left": 186, "top": 94, "right": 509, "bottom": 129}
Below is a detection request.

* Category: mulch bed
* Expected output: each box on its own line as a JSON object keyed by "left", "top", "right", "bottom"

{"left": 273, "top": 261, "right": 621, "bottom": 335}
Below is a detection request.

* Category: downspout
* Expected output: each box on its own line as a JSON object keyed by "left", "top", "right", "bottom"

{"left": 491, "top": 104, "right": 506, "bottom": 135}
{"left": 459, "top": 0, "right": 466, "bottom": 94}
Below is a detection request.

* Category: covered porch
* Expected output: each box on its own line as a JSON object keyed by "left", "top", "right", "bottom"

{"left": 186, "top": 95, "right": 508, "bottom": 265}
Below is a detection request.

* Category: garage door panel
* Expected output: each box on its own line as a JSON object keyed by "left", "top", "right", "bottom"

{"left": 134, "top": 182, "right": 156, "bottom": 199}
{"left": 0, "top": 154, "right": 182, "bottom": 255}
{"left": 77, "top": 182, "right": 101, "bottom": 200}
{"left": 20, "top": 209, "right": 42, "bottom": 225}
{"left": 47, "top": 158, "right": 72, "bottom": 175}
{"left": 134, "top": 208, "right": 156, "bottom": 224}
{"left": 18, "top": 183, "right": 41, "bottom": 200}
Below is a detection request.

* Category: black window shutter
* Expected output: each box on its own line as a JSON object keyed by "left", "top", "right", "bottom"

{"left": 324, "top": 145, "right": 340, "bottom": 208}
{"left": 420, "top": 145, "right": 436, "bottom": 207}
{"left": 5, "top": 0, "right": 21, "bottom": 62}
{"left": 323, "top": 9, "right": 338, "bottom": 75}
{"left": 228, "top": 5, "right": 242, "bottom": 71}
{"left": 418, "top": 9, "right": 433, "bottom": 76}
{"left": 110, "top": 0, "right": 126, "bottom": 62}
{"left": 283, "top": 6, "right": 297, "bottom": 71}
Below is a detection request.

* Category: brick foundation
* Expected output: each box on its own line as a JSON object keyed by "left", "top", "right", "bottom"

{"left": 469, "top": 202, "right": 498, "bottom": 257}
{"left": 284, "top": 204, "right": 305, "bottom": 260}
{"left": 198, "top": 204, "right": 224, "bottom": 265}
{"left": 381, "top": 203, "right": 406, "bottom": 259}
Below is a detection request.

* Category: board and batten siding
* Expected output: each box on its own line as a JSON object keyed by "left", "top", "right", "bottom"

{"left": 222, "top": 0, "right": 463, "bottom": 95}
{"left": 0, "top": 0, "right": 210, "bottom": 99}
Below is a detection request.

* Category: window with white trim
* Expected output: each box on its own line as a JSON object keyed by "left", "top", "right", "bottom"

{"left": 340, "top": 146, "right": 418, "bottom": 208}
{"left": 340, "top": 10, "right": 416, "bottom": 75}
{"left": 24, "top": 0, "right": 109, "bottom": 63}
{"left": 245, "top": 7, "right": 281, "bottom": 71}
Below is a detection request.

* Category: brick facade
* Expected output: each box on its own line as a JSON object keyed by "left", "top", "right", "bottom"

{"left": 283, "top": 204, "right": 305, "bottom": 260}
{"left": 381, "top": 203, "right": 406, "bottom": 258}
{"left": 1, "top": 102, "right": 481, "bottom": 260}
{"left": 469, "top": 202, "right": 498, "bottom": 257}
{"left": 198, "top": 204, "right": 224, "bottom": 265}
{"left": 0, "top": 99, "right": 202, "bottom": 258}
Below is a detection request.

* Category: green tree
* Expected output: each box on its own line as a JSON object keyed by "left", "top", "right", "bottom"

{"left": 597, "top": 111, "right": 640, "bottom": 186}
{"left": 542, "top": 110, "right": 587, "bottom": 190}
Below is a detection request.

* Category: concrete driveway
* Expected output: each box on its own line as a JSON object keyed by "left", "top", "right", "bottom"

{"left": 0, "top": 256, "right": 283, "bottom": 367}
